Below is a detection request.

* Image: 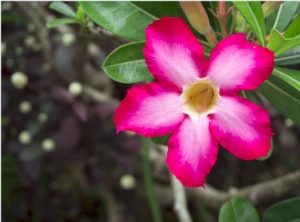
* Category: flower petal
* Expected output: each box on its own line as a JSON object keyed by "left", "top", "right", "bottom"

{"left": 114, "top": 82, "right": 185, "bottom": 137}
{"left": 144, "top": 17, "right": 206, "bottom": 89}
{"left": 206, "top": 33, "right": 274, "bottom": 92}
{"left": 209, "top": 96, "right": 272, "bottom": 160}
{"left": 166, "top": 116, "right": 218, "bottom": 187}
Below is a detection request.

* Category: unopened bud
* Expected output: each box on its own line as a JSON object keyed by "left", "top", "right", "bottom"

{"left": 68, "top": 82, "right": 82, "bottom": 96}
{"left": 62, "top": 33, "right": 76, "bottom": 47}
{"left": 41, "top": 138, "right": 55, "bottom": 152}
{"left": 180, "top": 2, "right": 210, "bottom": 35}
{"left": 11, "top": 72, "right": 28, "bottom": 89}
{"left": 234, "top": 10, "right": 249, "bottom": 33}
{"left": 19, "top": 131, "right": 31, "bottom": 145}
{"left": 24, "top": 35, "right": 36, "bottom": 47}
{"left": 119, "top": 174, "right": 136, "bottom": 190}
{"left": 19, "top": 101, "right": 32, "bottom": 113}
{"left": 38, "top": 113, "right": 48, "bottom": 123}
{"left": 285, "top": 118, "right": 294, "bottom": 127}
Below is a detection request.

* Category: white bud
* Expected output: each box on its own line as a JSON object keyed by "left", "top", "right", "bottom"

{"left": 119, "top": 174, "right": 136, "bottom": 190}
{"left": 15, "top": 46, "right": 24, "bottom": 55}
{"left": 285, "top": 118, "right": 294, "bottom": 127}
{"left": 19, "top": 101, "right": 32, "bottom": 114}
{"left": 68, "top": 82, "right": 82, "bottom": 96}
{"left": 19, "top": 131, "right": 32, "bottom": 145}
{"left": 24, "top": 35, "right": 36, "bottom": 47}
{"left": 2, "top": 42, "right": 6, "bottom": 56}
{"left": 38, "top": 113, "right": 48, "bottom": 122}
{"left": 62, "top": 33, "right": 76, "bottom": 47}
{"left": 41, "top": 138, "right": 55, "bottom": 152}
{"left": 11, "top": 72, "right": 28, "bottom": 89}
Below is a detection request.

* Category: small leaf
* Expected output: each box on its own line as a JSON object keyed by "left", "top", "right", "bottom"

{"left": 268, "top": 29, "right": 300, "bottom": 56}
{"left": 258, "top": 68, "right": 300, "bottom": 125}
{"left": 275, "top": 46, "right": 300, "bottom": 65}
{"left": 49, "top": 2, "right": 76, "bottom": 18}
{"left": 284, "top": 14, "right": 300, "bottom": 38}
{"left": 262, "top": 197, "right": 300, "bottom": 222}
{"left": 102, "top": 42, "right": 153, "bottom": 84}
{"left": 46, "top": 18, "right": 79, "bottom": 28}
{"left": 218, "top": 197, "right": 260, "bottom": 222}
{"left": 272, "top": 2, "right": 300, "bottom": 32}
{"left": 233, "top": 2, "right": 266, "bottom": 46}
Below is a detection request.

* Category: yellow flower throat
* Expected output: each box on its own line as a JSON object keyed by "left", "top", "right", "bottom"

{"left": 182, "top": 80, "right": 219, "bottom": 114}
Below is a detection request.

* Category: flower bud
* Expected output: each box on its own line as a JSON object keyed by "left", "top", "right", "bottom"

{"left": 19, "top": 101, "right": 32, "bottom": 114}
{"left": 19, "top": 131, "right": 31, "bottom": 145}
{"left": 38, "top": 113, "right": 48, "bottom": 123}
{"left": 11, "top": 72, "right": 28, "bottom": 89}
{"left": 180, "top": 2, "right": 210, "bottom": 35}
{"left": 62, "top": 33, "right": 76, "bottom": 47}
{"left": 24, "top": 35, "right": 36, "bottom": 48}
{"left": 41, "top": 138, "right": 55, "bottom": 152}
{"left": 68, "top": 82, "right": 82, "bottom": 96}
{"left": 119, "top": 174, "right": 136, "bottom": 190}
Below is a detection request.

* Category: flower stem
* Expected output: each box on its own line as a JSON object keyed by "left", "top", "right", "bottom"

{"left": 142, "top": 138, "right": 163, "bottom": 222}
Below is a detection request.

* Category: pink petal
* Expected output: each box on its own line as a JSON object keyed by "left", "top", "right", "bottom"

{"left": 144, "top": 17, "right": 206, "bottom": 89}
{"left": 166, "top": 116, "right": 218, "bottom": 187}
{"left": 209, "top": 96, "right": 272, "bottom": 160}
{"left": 206, "top": 33, "right": 274, "bottom": 92}
{"left": 114, "top": 82, "right": 185, "bottom": 137}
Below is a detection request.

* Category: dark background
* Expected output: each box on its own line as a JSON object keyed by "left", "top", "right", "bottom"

{"left": 2, "top": 2, "right": 300, "bottom": 222}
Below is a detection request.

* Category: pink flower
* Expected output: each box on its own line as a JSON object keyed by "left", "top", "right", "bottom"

{"left": 114, "top": 17, "right": 274, "bottom": 187}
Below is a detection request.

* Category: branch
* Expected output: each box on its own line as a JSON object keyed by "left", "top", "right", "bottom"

{"left": 158, "top": 170, "right": 300, "bottom": 209}
{"left": 171, "top": 175, "right": 193, "bottom": 222}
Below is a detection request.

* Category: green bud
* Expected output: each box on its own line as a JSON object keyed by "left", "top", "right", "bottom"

{"left": 41, "top": 138, "right": 56, "bottom": 152}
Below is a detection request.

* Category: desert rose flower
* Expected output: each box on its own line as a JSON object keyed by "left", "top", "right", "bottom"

{"left": 115, "top": 17, "right": 274, "bottom": 187}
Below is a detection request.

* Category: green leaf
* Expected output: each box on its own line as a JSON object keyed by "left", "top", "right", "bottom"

{"left": 268, "top": 29, "right": 300, "bottom": 56}
{"left": 133, "top": 2, "right": 185, "bottom": 18}
{"left": 258, "top": 67, "right": 300, "bottom": 125}
{"left": 262, "top": 197, "right": 300, "bottom": 222}
{"left": 80, "top": 2, "right": 156, "bottom": 41}
{"left": 49, "top": 2, "right": 76, "bottom": 18}
{"left": 233, "top": 2, "right": 266, "bottom": 46}
{"left": 46, "top": 18, "right": 79, "bottom": 28}
{"left": 102, "top": 42, "right": 153, "bottom": 84}
{"left": 272, "top": 2, "right": 300, "bottom": 32}
{"left": 218, "top": 197, "right": 260, "bottom": 222}
{"left": 151, "top": 135, "right": 170, "bottom": 146}
{"left": 275, "top": 46, "right": 300, "bottom": 66}
{"left": 284, "top": 14, "right": 300, "bottom": 38}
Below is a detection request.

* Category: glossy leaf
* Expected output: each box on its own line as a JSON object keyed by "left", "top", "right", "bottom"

{"left": 46, "top": 18, "right": 79, "bottom": 28}
{"left": 262, "top": 197, "right": 300, "bottom": 222}
{"left": 80, "top": 2, "right": 156, "bottom": 41}
{"left": 275, "top": 46, "right": 300, "bottom": 65}
{"left": 102, "top": 42, "right": 153, "bottom": 84}
{"left": 268, "top": 29, "right": 300, "bottom": 56}
{"left": 233, "top": 2, "right": 266, "bottom": 46}
{"left": 218, "top": 197, "right": 260, "bottom": 222}
{"left": 49, "top": 2, "right": 76, "bottom": 17}
{"left": 258, "top": 68, "right": 300, "bottom": 125}
{"left": 133, "top": 2, "right": 185, "bottom": 18}
{"left": 272, "top": 2, "right": 300, "bottom": 32}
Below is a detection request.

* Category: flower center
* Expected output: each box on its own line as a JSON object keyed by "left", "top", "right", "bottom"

{"left": 182, "top": 79, "right": 219, "bottom": 114}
